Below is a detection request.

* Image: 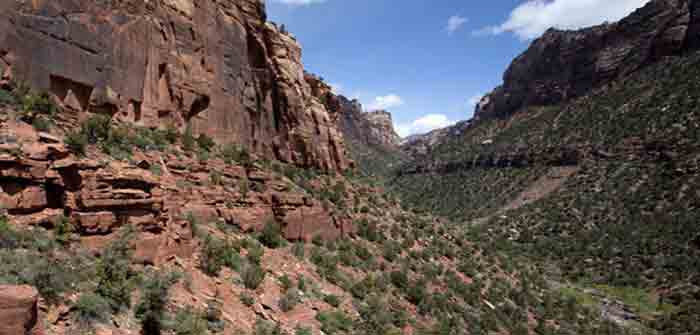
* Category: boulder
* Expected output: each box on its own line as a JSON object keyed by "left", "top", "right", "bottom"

{"left": 0, "top": 285, "right": 41, "bottom": 335}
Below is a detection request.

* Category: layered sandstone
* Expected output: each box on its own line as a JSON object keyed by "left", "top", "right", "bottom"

{"left": 475, "top": 0, "right": 700, "bottom": 119}
{"left": 337, "top": 96, "right": 401, "bottom": 149}
{"left": 0, "top": 285, "right": 41, "bottom": 335}
{"left": 0, "top": 0, "right": 349, "bottom": 172}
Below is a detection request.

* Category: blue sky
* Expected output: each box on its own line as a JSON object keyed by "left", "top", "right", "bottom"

{"left": 266, "top": 0, "right": 649, "bottom": 137}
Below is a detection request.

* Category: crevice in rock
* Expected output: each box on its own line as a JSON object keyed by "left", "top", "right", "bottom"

{"left": 50, "top": 75, "right": 93, "bottom": 111}
{"left": 131, "top": 100, "right": 142, "bottom": 122}
{"left": 188, "top": 94, "right": 210, "bottom": 119}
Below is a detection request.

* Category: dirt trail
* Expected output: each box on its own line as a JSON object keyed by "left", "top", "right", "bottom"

{"left": 470, "top": 166, "right": 579, "bottom": 225}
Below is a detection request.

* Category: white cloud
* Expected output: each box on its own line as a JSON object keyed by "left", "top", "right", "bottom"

{"left": 478, "top": 0, "right": 649, "bottom": 40}
{"left": 447, "top": 15, "right": 468, "bottom": 34}
{"left": 368, "top": 94, "right": 404, "bottom": 110}
{"left": 395, "top": 114, "right": 457, "bottom": 137}
{"left": 270, "top": 0, "right": 326, "bottom": 6}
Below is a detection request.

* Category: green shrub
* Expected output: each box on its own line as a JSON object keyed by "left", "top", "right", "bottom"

{"left": 292, "top": 242, "right": 305, "bottom": 259}
{"left": 53, "top": 215, "right": 74, "bottom": 245}
{"left": 312, "top": 234, "right": 324, "bottom": 247}
{"left": 294, "top": 325, "right": 312, "bottom": 335}
{"left": 390, "top": 270, "right": 409, "bottom": 290}
{"left": 324, "top": 294, "right": 341, "bottom": 308}
{"left": 259, "top": 220, "right": 285, "bottom": 249}
{"left": 136, "top": 271, "right": 181, "bottom": 335}
{"left": 242, "top": 263, "right": 266, "bottom": 290}
{"left": 76, "top": 292, "right": 111, "bottom": 326}
{"left": 240, "top": 292, "right": 255, "bottom": 307}
{"left": 0, "top": 88, "right": 16, "bottom": 105}
{"left": 20, "top": 91, "right": 57, "bottom": 116}
{"left": 316, "top": 310, "right": 354, "bottom": 334}
{"left": 196, "top": 133, "right": 216, "bottom": 152}
{"left": 279, "top": 288, "right": 301, "bottom": 312}
{"left": 173, "top": 307, "right": 208, "bottom": 335}
{"left": 221, "top": 143, "right": 251, "bottom": 166}
{"left": 183, "top": 124, "right": 196, "bottom": 152}
{"left": 64, "top": 130, "right": 88, "bottom": 156}
{"left": 297, "top": 275, "right": 308, "bottom": 293}
{"left": 164, "top": 123, "right": 180, "bottom": 144}
{"left": 31, "top": 116, "right": 51, "bottom": 132}
{"left": 82, "top": 114, "right": 112, "bottom": 144}
{"left": 253, "top": 319, "right": 285, "bottom": 335}
{"left": 96, "top": 227, "right": 135, "bottom": 311}
{"left": 245, "top": 240, "right": 264, "bottom": 265}
{"left": 200, "top": 236, "right": 224, "bottom": 276}
{"left": 279, "top": 274, "right": 292, "bottom": 292}
{"left": 25, "top": 257, "right": 75, "bottom": 303}
{"left": 200, "top": 235, "right": 242, "bottom": 276}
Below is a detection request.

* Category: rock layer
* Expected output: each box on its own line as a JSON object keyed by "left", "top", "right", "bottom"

{"left": 0, "top": 0, "right": 349, "bottom": 172}
{"left": 475, "top": 0, "right": 700, "bottom": 119}
{"left": 337, "top": 96, "right": 401, "bottom": 149}
{"left": 0, "top": 285, "right": 40, "bottom": 335}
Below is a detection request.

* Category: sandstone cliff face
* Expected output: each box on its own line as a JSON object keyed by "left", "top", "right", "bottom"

{"left": 337, "top": 96, "right": 401, "bottom": 149}
{"left": 0, "top": 0, "right": 349, "bottom": 172}
{"left": 475, "top": 0, "right": 700, "bottom": 119}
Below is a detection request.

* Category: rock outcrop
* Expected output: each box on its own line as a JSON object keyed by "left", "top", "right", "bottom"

{"left": 337, "top": 96, "right": 401, "bottom": 149}
{"left": 0, "top": 285, "right": 41, "bottom": 335}
{"left": 0, "top": 115, "right": 353, "bottom": 258}
{"left": 475, "top": 0, "right": 700, "bottom": 119}
{"left": 0, "top": 0, "right": 350, "bottom": 172}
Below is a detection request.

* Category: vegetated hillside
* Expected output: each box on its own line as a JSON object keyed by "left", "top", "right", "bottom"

{"left": 393, "top": 49, "right": 700, "bottom": 334}
{"left": 0, "top": 82, "right": 633, "bottom": 334}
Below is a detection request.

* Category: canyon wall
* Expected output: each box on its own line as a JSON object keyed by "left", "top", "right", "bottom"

{"left": 0, "top": 0, "right": 350, "bottom": 172}
{"left": 475, "top": 0, "right": 700, "bottom": 119}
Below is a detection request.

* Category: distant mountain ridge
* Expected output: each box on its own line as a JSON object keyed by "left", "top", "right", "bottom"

{"left": 475, "top": 0, "right": 700, "bottom": 120}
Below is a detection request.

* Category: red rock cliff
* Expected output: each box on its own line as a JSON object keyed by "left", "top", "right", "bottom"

{"left": 475, "top": 0, "right": 700, "bottom": 119}
{"left": 0, "top": 0, "right": 350, "bottom": 172}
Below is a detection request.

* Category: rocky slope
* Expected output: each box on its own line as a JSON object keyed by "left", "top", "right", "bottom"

{"left": 390, "top": 1, "right": 700, "bottom": 333}
{"left": 475, "top": 0, "right": 700, "bottom": 119}
{"left": 0, "top": 0, "right": 350, "bottom": 172}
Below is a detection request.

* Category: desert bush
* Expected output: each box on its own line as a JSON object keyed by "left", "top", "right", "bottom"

{"left": 64, "top": 130, "right": 88, "bottom": 156}
{"left": 279, "top": 274, "right": 292, "bottom": 292}
{"left": 183, "top": 124, "right": 196, "bottom": 152}
{"left": 292, "top": 242, "right": 305, "bottom": 259}
{"left": 242, "top": 263, "right": 266, "bottom": 290}
{"left": 279, "top": 288, "right": 301, "bottom": 312}
{"left": 197, "top": 133, "right": 216, "bottom": 152}
{"left": 96, "top": 227, "right": 135, "bottom": 311}
{"left": 252, "top": 319, "right": 285, "bottom": 335}
{"left": 324, "top": 294, "right": 341, "bottom": 308}
{"left": 294, "top": 326, "right": 312, "bottom": 335}
{"left": 245, "top": 240, "right": 265, "bottom": 265}
{"left": 259, "top": 220, "right": 285, "bottom": 249}
{"left": 136, "top": 271, "right": 181, "bottom": 335}
{"left": 173, "top": 307, "right": 208, "bottom": 335}
{"left": 75, "top": 292, "right": 112, "bottom": 326}
{"left": 82, "top": 114, "right": 112, "bottom": 144}
{"left": 31, "top": 116, "right": 52, "bottom": 132}
{"left": 240, "top": 292, "right": 255, "bottom": 307}
{"left": 316, "top": 310, "right": 354, "bottom": 334}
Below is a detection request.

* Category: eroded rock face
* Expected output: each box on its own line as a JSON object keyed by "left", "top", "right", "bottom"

{"left": 337, "top": 96, "right": 401, "bottom": 149}
{"left": 475, "top": 0, "right": 700, "bottom": 119}
{"left": 0, "top": 285, "right": 41, "bottom": 335}
{"left": 0, "top": 0, "right": 349, "bottom": 172}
